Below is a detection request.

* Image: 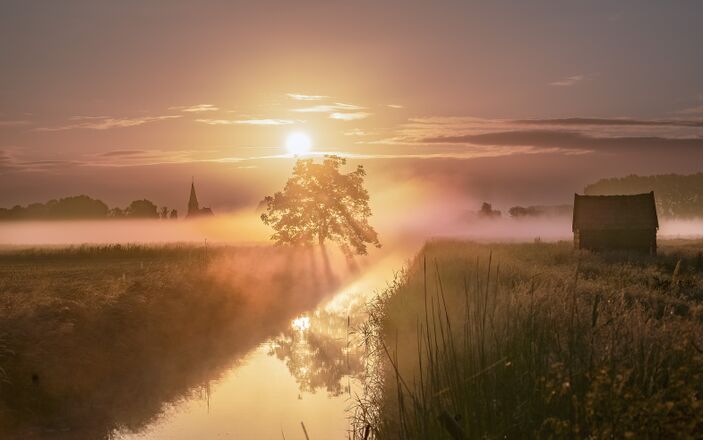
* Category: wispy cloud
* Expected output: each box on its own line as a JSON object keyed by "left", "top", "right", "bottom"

{"left": 374, "top": 115, "right": 701, "bottom": 146}
{"left": 0, "top": 147, "right": 216, "bottom": 173}
{"left": 0, "top": 148, "right": 82, "bottom": 173}
{"left": 97, "top": 149, "right": 153, "bottom": 158}
{"left": 286, "top": 93, "right": 329, "bottom": 101}
{"left": 33, "top": 115, "right": 181, "bottom": 131}
{"left": 0, "top": 120, "right": 32, "bottom": 127}
{"left": 549, "top": 75, "right": 585, "bottom": 87}
{"left": 170, "top": 104, "right": 219, "bottom": 112}
{"left": 87, "top": 149, "right": 205, "bottom": 166}
{"left": 387, "top": 104, "right": 404, "bottom": 109}
{"left": 513, "top": 117, "right": 701, "bottom": 128}
{"left": 344, "top": 128, "right": 373, "bottom": 136}
{"left": 292, "top": 103, "right": 364, "bottom": 113}
{"left": 421, "top": 130, "right": 701, "bottom": 156}
{"left": 330, "top": 112, "right": 372, "bottom": 121}
{"left": 674, "top": 105, "right": 702, "bottom": 116}
{"left": 196, "top": 118, "right": 296, "bottom": 126}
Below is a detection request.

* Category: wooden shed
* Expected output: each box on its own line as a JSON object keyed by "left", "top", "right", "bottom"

{"left": 572, "top": 192, "right": 658, "bottom": 254}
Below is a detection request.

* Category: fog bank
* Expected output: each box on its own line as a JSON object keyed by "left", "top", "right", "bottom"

{"left": 0, "top": 188, "right": 699, "bottom": 246}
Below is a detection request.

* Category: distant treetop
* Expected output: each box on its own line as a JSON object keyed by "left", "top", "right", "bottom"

{"left": 0, "top": 195, "right": 178, "bottom": 221}
{"left": 584, "top": 173, "right": 702, "bottom": 218}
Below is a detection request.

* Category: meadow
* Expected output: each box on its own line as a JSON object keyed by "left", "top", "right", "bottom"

{"left": 0, "top": 244, "right": 337, "bottom": 439}
{"left": 355, "top": 240, "right": 702, "bottom": 439}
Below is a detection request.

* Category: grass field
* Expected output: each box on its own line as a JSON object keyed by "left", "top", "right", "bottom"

{"left": 0, "top": 244, "right": 335, "bottom": 439}
{"left": 354, "top": 240, "right": 702, "bottom": 439}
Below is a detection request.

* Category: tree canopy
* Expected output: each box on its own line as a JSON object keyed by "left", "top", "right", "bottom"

{"left": 261, "top": 155, "right": 381, "bottom": 256}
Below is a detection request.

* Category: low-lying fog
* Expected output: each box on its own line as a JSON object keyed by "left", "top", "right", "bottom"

{"left": 0, "top": 211, "right": 699, "bottom": 246}
{"left": 0, "top": 182, "right": 700, "bottom": 246}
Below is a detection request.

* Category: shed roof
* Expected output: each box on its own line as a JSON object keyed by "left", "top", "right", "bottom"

{"left": 572, "top": 192, "right": 658, "bottom": 231}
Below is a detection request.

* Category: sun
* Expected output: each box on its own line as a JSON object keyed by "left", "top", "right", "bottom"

{"left": 286, "top": 132, "right": 312, "bottom": 156}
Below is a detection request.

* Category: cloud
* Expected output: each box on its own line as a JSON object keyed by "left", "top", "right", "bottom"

{"left": 292, "top": 103, "right": 364, "bottom": 113}
{"left": 344, "top": 129, "right": 373, "bottom": 136}
{"left": 286, "top": 93, "right": 329, "bottom": 101}
{"left": 170, "top": 104, "right": 219, "bottom": 112}
{"left": 674, "top": 105, "right": 702, "bottom": 116}
{"left": 0, "top": 149, "right": 82, "bottom": 173}
{"left": 0, "top": 147, "right": 215, "bottom": 174}
{"left": 330, "top": 112, "right": 372, "bottom": 121}
{"left": 0, "top": 149, "right": 17, "bottom": 172}
{"left": 549, "top": 75, "right": 585, "bottom": 87}
{"left": 373, "top": 115, "right": 701, "bottom": 147}
{"left": 196, "top": 118, "right": 296, "bottom": 125}
{"left": 97, "top": 149, "right": 153, "bottom": 157}
{"left": 87, "top": 149, "right": 204, "bottom": 166}
{"left": 313, "top": 146, "right": 582, "bottom": 161}
{"left": 387, "top": 104, "right": 404, "bottom": 109}
{"left": 33, "top": 115, "right": 181, "bottom": 131}
{"left": 422, "top": 129, "right": 701, "bottom": 155}
{"left": 513, "top": 117, "right": 701, "bottom": 128}
{"left": 0, "top": 120, "right": 32, "bottom": 127}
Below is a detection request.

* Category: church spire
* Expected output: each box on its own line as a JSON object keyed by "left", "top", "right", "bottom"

{"left": 188, "top": 179, "right": 200, "bottom": 216}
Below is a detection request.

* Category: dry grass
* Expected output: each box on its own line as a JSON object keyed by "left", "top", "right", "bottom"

{"left": 354, "top": 240, "right": 702, "bottom": 439}
{"left": 0, "top": 244, "right": 336, "bottom": 439}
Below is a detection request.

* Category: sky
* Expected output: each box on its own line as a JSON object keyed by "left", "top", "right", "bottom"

{"left": 0, "top": 0, "right": 701, "bottom": 213}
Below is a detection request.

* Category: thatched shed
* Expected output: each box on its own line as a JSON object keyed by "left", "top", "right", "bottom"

{"left": 572, "top": 192, "right": 658, "bottom": 254}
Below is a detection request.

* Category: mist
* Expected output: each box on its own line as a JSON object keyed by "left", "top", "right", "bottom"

{"left": 0, "top": 186, "right": 700, "bottom": 246}
{"left": 0, "top": 212, "right": 271, "bottom": 245}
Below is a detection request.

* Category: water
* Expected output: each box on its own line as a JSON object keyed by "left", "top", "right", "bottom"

{"left": 114, "top": 249, "right": 408, "bottom": 439}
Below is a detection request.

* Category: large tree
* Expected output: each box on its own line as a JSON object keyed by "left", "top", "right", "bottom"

{"left": 261, "top": 155, "right": 381, "bottom": 256}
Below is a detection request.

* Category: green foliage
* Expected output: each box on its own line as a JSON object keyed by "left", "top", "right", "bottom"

{"left": 584, "top": 173, "right": 702, "bottom": 218}
{"left": 355, "top": 241, "right": 702, "bottom": 439}
{"left": 261, "top": 155, "right": 381, "bottom": 256}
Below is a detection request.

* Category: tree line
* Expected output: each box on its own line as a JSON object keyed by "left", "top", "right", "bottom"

{"left": 0, "top": 195, "right": 178, "bottom": 221}
{"left": 584, "top": 173, "right": 702, "bottom": 218}
{"left": 482, "top": 173, "right": 700, "bottom": 220}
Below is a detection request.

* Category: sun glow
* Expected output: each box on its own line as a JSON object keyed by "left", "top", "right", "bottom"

{"left": 292, "top": 315, "right": 311, "bottom": 332}
{"left": 286, "top": 132, "right": 312, "bottom": 155}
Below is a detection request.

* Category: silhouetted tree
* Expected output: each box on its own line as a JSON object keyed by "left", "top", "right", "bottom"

{"left": 108, "top": 207, "right": 125, "bottom": 218}
{"left": 509, "top": 205, "right": 573, "bottom": 218}
{"left": 509, "top": 206, "right": 529, "bottom": 218}
{"left": 0, "top": 195, "right": 109, "bottom": 220}
{"left": 125, "top": 199, "right": 159, "bottom": 219}
{"left": 0, "top": 196, "right": 175, "bottom": 221}
{"left": 169, "top": 209, "right": 178, "bottom": 219}
{"left": 478, "top": 202, "right": 501, "bottom": 218}
{"left": 261, "top": 155, "right": 381, "bottom": 257}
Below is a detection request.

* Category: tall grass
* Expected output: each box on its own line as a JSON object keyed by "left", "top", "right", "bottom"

{"left": 0, "top": 244, "right": 340, "bottom": 438}
{"left": 354, "top": 240, "right": 702, "bottom": 439}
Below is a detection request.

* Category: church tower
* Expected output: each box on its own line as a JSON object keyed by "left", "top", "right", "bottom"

{"left": 187, "top": 178, "right": 214, "bottom": 218}
{"left": 187, "top": 178, "right": 200, "bottom": 217}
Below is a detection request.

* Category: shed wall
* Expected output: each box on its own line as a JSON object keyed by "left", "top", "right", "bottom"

{"left": 574, "top": 228, "right": 656, "bottom": 254}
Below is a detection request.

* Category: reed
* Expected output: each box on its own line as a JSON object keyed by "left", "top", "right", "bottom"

{"left": 353, "top": 240, "right": 702, "bottom": 439}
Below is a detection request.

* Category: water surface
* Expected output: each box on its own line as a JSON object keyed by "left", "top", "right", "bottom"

{"left": 114, "top": 249, "right": 407, "bottom": 439}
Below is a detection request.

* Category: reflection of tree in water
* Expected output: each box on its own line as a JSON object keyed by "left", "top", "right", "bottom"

{"left": 0, "top": 246, "right": 339, "bottom": 439}
{"left": 269, "top": 301, "right": 366, "bottom": 396}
